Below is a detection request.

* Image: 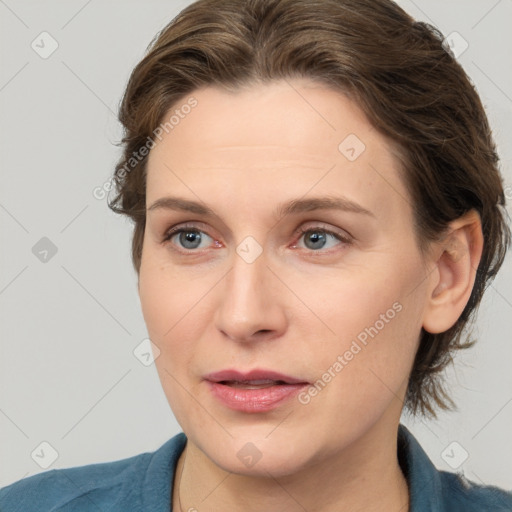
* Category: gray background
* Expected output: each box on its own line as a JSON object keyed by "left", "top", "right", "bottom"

{"left": 1, "top": 0, "right": 511, "bottom": 490}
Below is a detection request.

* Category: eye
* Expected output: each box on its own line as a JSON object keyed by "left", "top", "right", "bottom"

{"left": 294, "top": 227, "right": 351, "bottom": 251}
{"left": 160, "top": 223, "right": 351, "bottom": 254}
{"left": 162, "top": 225, "right": 217, "bottom": 251}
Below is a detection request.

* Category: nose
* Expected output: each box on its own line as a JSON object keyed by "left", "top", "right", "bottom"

{"left": 214, "top": 249, "right": 288, "bottom": 344}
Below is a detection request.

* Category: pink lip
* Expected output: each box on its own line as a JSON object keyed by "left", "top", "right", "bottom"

{"left": 204, "top": 368, "right": 309, "bottom": 413}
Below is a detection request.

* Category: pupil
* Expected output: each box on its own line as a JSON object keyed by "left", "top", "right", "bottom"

{"left": 306, "top": 231, "right": 326, "bottom": 249}
{"left": 181, "top": 231, "right": 201, "bottom": 248}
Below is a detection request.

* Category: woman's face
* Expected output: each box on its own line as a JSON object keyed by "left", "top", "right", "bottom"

{"left": 139, "top": 79, "right": 433, "bottom": 476}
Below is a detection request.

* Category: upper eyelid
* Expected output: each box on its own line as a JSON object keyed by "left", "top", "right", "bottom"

{"left": 163, "top": 221, "right": 212, "bottom": 235}
{"left": 164, "top": 222, "right": 346, "bottom": 236}
{"left": 296, "top": 224, "right": 351, "bottom": 238}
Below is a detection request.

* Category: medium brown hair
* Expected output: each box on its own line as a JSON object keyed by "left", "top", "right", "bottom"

{"left": 108, "top": 0, "right": 510, "bottom": 417}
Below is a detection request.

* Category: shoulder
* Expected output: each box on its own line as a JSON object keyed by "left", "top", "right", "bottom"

{"left": 398, "top": 424, "right": 512, "bottom": 511}
{"left": 438, "top": 469, "right": 512, "bottom": 511}
{"left": 0, "top": 433, "right": 187, "bottom": 512}
{"left": 0, "top": 454, "right": 149, "bottom": 512}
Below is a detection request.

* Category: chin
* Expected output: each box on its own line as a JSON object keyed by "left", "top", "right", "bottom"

{"left": 215, "top": 447, "right": 311, "bottom": 478}
{"left": 190, "top": 425, "right": 322, "bottom": 478}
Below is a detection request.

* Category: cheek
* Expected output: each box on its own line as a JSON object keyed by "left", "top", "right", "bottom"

{"left": 294, "top": 254, "right": 425, "bottom": 406}
{"left": 138, "top": 272, "right": 175, "bottom": 340}
{"left": 138, "top": 252, "right": 218, "bottom": 381}
{"left": 138, "top": 259, "right": 206, "bottom": 423}
{"left": 138, "top": 250, "right": 204, "bottom": 339}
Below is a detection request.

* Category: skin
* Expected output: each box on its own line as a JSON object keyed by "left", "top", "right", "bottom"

{"left": 138, "top": 79, "right": 483, "bottom": 512}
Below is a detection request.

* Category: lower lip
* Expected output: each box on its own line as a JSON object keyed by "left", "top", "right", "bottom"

{"left": 207, "top": 381, "right": 308, "bottom": 413}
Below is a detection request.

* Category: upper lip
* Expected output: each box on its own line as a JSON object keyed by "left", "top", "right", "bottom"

{"left": 204, "top": 369, "right": 309, "bottom": 385}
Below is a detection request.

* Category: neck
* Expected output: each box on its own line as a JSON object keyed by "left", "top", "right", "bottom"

{"left": 173, "top": 419, "right": 410, "bottom": 512}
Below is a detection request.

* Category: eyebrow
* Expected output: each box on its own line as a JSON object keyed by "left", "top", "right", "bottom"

{"left": 147, "top": 196, "right": 375, "bottom": 219}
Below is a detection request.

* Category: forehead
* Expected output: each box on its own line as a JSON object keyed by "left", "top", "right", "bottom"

{"left": 145, "top": 80, "right": 411, "bottom": 224}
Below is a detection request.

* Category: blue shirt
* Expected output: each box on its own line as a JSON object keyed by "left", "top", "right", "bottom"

{"left": 1, "top": 424, "right": 511, "bottom": 511}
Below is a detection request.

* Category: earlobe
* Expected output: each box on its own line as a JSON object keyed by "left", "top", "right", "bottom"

{"left": 422, "top": 210, "right": 484, "bottom": 334}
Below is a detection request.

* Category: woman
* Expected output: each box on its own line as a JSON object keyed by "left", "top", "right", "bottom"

{"left": 1, "top": 0, "right": 511, "bottom": 510}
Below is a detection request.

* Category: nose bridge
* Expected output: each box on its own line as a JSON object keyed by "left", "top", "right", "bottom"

{"left": 215, "top": 244, "right": 284, "bottom": 341}
{"left": 226, "top": 247, "right": 270, "bottom": 317}
{"left": 228, "top": 232, "right": 269, "bottom": 301}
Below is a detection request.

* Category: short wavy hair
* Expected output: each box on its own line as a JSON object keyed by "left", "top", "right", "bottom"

{"left": 108, "top": 0, "right": 510, "bottom": 418}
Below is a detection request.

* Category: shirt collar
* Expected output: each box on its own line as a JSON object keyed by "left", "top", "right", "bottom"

{"left": 398, "top": 423, "right": 446, "bottom": 512}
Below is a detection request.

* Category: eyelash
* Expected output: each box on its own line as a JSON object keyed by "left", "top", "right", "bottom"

{"left": 294, "top": 226, "right": 352, "bottom": 249}
{"left": 161, "top": 223, "right": 352, "bottom": 255}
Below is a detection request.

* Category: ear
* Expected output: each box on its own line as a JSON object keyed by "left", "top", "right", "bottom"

{"left": 422, "top": 209, "right": 484, "bottom": 334}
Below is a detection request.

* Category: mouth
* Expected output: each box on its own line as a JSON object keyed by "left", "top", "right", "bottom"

{"left": 205, "top": 368, "right": 309, "bottom": 385}
{"left": 204, "top": 369, "right": 310, "bottom": 413}
{"left": 217, "top": 379, "right": 293, "bottom": 389}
